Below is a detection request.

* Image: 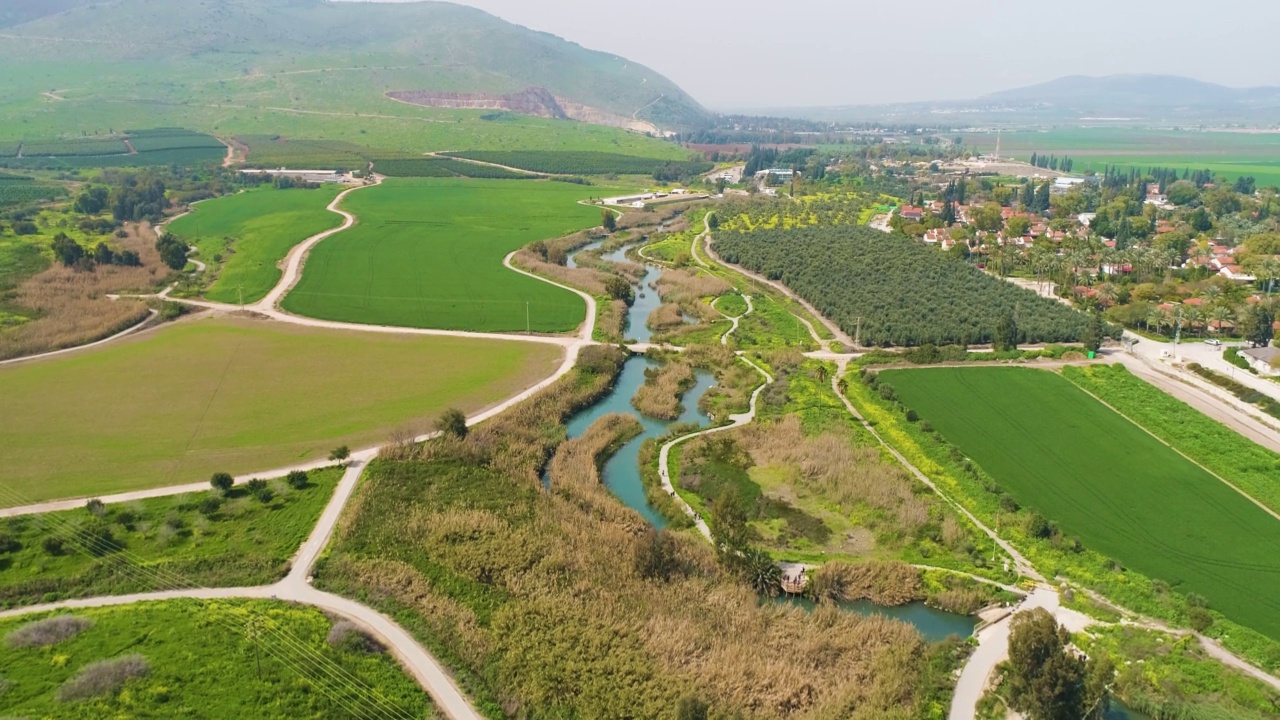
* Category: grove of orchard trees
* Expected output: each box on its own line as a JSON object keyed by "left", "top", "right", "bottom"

{"left": 716, "top": 226, "right": 1091, "bottom": 346}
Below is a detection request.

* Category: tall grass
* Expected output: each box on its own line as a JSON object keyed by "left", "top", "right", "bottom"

{"left": 0, "top": 223, "right": 168, "bottom": 360}
{"left": 5, "top": 616, "right": 92, "bottom": 648}
{"left": 319, "top": 343, "right": 965, "bottom": 718}
{"left": 632, "top": 361, "right": 695, "bottom": 420}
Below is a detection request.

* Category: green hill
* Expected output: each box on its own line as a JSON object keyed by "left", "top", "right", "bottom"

{"left": 0, "top": 0, "right": 706, "bottom": 157}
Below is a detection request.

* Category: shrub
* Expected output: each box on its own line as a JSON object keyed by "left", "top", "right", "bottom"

{"left": 286, "top": 470, "right": 309, "bottom": 490}
{"left": 42, "top": 536, "right": 65, "bottom": 556}
{"left": 197, "top": 497, "right": 221, "bottom": 517}
{"left": 245, "top": 478, "right": 267, "bottom": 496}
{"left": 85, "top": 498, "right": 105, "bottom": 516}
{"left": 435, "top": 408, "right": 469, "bottom": 440}
{"left": 210, "top": 472, "right": 234, "bottom": 494}
{"left": 57, "top": 654, "right": 150, "bottom": 702}
{"left": 256, "top": 488, "right": 275, "bottom": 504}
{"left": 6, "top": 616, "right": 93, "bottom": 648}
{"left": 0, "top": 533, "right": 19, "bottom": 554}
{"left": 326, "top": 621, "right": 384, "bottom": 654}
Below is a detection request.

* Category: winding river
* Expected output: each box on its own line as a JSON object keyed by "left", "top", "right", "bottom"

{"left": 560, "top": 240, "right": 978, "bottom": 639}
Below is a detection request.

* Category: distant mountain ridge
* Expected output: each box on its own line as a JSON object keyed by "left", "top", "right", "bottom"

{"left": 0, "top": 0, "right": 709, "bottom": 131}
{"left": 749, "top": 74, "right": 1280, "bottom": 124}
{"left": 982, "top": 74, "right": 1280, "bottom": 109}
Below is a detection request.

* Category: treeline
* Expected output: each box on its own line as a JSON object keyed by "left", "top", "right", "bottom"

{"left": 1028, "top": 152, "right": 1074, "bottom": 172}
{"left": 716, "top": 226, "right": 1090, "bottom": 346}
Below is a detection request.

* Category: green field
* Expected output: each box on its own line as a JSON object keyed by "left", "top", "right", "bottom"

{"left": 0, "top": 469, "right": 340, "bottom": 608}
{"left": 0, "top": 317, "right": 561, "bottom": 504}
{"left": 878, "top": 366, "right": 1280, "bottom": 640}
{"left": 0, "top": 600, "right": 433, "bottom": 718}
{"left": 166, "top": 186, "right": 344, "bottom": 304}
{"left": 284, "top": 178, "right": 623, "bottom": 333}
{"left": 963, "top": 128, "right": 1280, "bottom": 187}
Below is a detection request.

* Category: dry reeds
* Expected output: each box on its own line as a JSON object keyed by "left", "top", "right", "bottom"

{"left": 320, "top": 333, "right": 959, "bottom": 719}
{"left": 0, "top": 223, "right": 169, "bottom": 360}
{"left": 647, "top": 302, "right": 685, "bottom": 332}
{"left": 512, "top": 248, "right": 613, "bottom": 297}
{"left": 809, "top": 561, "right": 924, "bottom": 606}
{"left": 5, "top": 615, "right": 93, "bottom": 648}
{"left": 632, "top": 362, "right": 695, "bottom": 420}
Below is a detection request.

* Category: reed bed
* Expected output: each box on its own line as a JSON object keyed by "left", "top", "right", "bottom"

{"left": 632, "top": 361, "right": 695, "bottom": 420}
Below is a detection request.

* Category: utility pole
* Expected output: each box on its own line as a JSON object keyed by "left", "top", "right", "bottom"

{"left": 855, "top": 317, "right": 863, "bottom": 349}
{"left": 526, "top": 301, "right": 530, "bottom": 335}
{"left": 247, "top": 617, "right": 262, "bottom": 679}
{"left": 1174, "top": 307, "right": 1183, "bottom": 361}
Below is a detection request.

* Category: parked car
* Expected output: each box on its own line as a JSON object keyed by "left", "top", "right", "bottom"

{"left": 1206, "top": 339, "right": 1222, "bottom": 347}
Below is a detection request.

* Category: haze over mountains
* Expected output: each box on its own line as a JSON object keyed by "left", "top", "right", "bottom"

{"left": 756, "top": 75, "right": 1280, "bottom": 125}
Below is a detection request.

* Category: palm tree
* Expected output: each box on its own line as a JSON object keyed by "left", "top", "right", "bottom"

{"left": 1208, "top": 306, "right": 1234, "bottom": 336}
{"left": 1183, "top": 306, "right": 1205, "bottom": 337}
{"left": 1146, "top": 306, "right": 1166, "bottom": 334}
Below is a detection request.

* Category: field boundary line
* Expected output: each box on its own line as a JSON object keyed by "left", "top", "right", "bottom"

{"left": 1059, "top": 368, "right": 1280, "bottom": 523}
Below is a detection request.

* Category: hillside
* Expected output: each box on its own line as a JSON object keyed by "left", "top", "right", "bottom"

{"left": 0, "top": 0, "right": 708, "bottom": 154}
{"left": 983, "top": 74, "right": 1280, "bottom": 109}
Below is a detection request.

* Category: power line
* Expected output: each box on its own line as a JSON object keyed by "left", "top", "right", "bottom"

{"left": 0, "top": 483, "right": 419, "bottom": 720}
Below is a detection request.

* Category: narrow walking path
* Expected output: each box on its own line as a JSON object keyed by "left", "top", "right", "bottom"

{"left": 712, "top": 293, "right": 751, "bottom": 346}
{"left": 657, "top": 353, "right": 773, "bottom": 541}
{"left": 700, "top": 224, "right": 853, "bottom": 350}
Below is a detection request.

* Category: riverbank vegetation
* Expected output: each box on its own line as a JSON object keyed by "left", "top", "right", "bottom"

{"left": 0, "top": 600, "right": 433, "bottom": 718}
{"left": 0, "top": 469, "right": 339, "bottom": 608}
{"left": 668, "top": 353, "right": 1007, "bottom": 582}
{"left": 631, "top": 360, "right": 695, "bottom": 420}
{"left": 318, "top": 343, "right": 972, "bottom": 718}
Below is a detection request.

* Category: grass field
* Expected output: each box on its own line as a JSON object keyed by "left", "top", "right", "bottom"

{"left": 0, "top": 316, "right": 561, "bottom": 504}
{"left": 166, "top": 186, "right": 344, "bottom": 304}
{"left": 878, "top": 367, "right": 1280, "bottom": 640}
{"left": 0, "top": 469, "right": 339, "bottom": 608}
{"left": 0, "top": 600, "right": 433, "bottom": 718}
{"left": 283, "top": 178, "right": 624, "bottom": 333}
{"left": 963, "top": 128, "right": 1280, "bottom": 187}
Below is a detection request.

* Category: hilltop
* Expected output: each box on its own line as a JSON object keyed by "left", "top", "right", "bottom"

{"left": 982, "top": 73, "right": 1280, "bottom": 111}
{"left": 0, "top": 0, "right": 708, "bottom": 153}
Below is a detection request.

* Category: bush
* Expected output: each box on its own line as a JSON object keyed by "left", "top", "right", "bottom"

{"left": 42, "top": 536, "right": 65, "bottom": 556}
{"left": 56, "top": 654, "right": 150, "bottom": 702}
{"left": 286, "top": 470, "right": 309, "bottom": 490}
{"left": 245, "top": 478, "right": 267, "bottom": 496}
{"left": 84, "top": 499, "right": 105, "bottom": 517}
{"left": 0, "top": 533, "right": 19, "bottom": 554}
{"left": 6, "top": 616, "right": 93, "bottom": 648}
{"left": 197, "top": 496, "right": 221, "bottom": 517}
{"left": 434, "top": 408, "right": 469, "bottom": 440}
{"left": 210, "top": 472, "right": 234, "bottom": 494}
{"left": 256, "top": 488, "right": 275, "bottom": 504}
{"left": 326, "top": 621, "right": 384, "bottom": 654}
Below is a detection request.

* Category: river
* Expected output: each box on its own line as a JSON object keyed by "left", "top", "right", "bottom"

{"left": 557, "top": 240, "right": 980, "bottom": 639}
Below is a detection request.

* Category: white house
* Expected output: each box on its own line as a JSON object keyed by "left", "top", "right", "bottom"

{"left": 1240, "top": 346, "right": 1280, "bottom": 376}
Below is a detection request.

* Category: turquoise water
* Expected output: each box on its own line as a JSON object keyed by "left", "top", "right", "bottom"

{"left": 559, "top": 240, "right": 981, "bottom": 639}
{"left": 556, "top": 356, "right": 716, "bottom": 526}
{"left": 564, "top": 239, "right": 604, "bottom": 269}
{"left": 770, "top": 595, "right": 977, "bottom": 642}
{"left": 602, "top": 245, "right": 661, "bottom": 344}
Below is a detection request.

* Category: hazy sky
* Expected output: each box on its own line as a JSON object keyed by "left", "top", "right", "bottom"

{"left": 340, "top": 0, "right": 1280, "bottom": 109}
